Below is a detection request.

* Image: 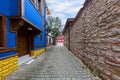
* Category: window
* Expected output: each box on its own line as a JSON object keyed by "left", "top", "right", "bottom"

{"left": 0, "top": 15, "right": 6, "bottom": 47}
{"left": 31, "top": 0, "right": 35, "bottom": 5}
{"left": 38, "top": 0, "right": 42, "bottom": 14}
{"left": 31, "top": 0, "right": 43, "bottom": 14}
{"left": 40, "top": 34, "right": 42, "bottom": 40}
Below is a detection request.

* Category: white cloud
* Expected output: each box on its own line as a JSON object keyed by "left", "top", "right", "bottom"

{"left": 46, "top": 0, "right": 85, "bottom": 26}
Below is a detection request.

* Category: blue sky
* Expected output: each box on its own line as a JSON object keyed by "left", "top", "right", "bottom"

{"left": 46, "top": 0, "right": 85, "bottom": 26}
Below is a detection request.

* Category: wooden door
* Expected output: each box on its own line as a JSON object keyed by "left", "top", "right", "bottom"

{"left": 17, "top": 28, "right": 29, "bottom": 57}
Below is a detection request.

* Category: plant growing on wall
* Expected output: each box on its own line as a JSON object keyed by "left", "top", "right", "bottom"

{"left": 46, "top": 16, "right": 62, "bottom": 45}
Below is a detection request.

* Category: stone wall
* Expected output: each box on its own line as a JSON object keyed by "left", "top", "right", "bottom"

{"left": 63, "top": 18, "right": 74, "bottom": 50}
{"left": 70, "top": 0, "right": 120, "bottom": 79}
{"left": 0, "top": 56, "right": 18, "bottom": 80}
{"left": 63, "top": 28, "right": 69, "bottom": 49}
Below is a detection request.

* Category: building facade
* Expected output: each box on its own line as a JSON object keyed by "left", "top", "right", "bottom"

{"left": 64, "top": 0, "right": 120, "bottom": 79}
{"left": 63, "top": 18, "right": 74, "bottom": 50}
{"left": 47, "top": 33, "right": 53, "bottom": 46}
{"left": 0, "top": 0, "right": 48, "bottom": 79}
{"left": 57, "top": 35, "right": 64, "bottom": 43}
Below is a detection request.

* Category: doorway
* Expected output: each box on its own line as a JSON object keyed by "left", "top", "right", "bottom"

{"left": 17, "top": 27, "right": 34, "bottom": 57}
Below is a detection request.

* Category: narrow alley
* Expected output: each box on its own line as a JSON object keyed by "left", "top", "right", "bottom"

{"left": 5, "top": 44, "right": 98, "bottom": 80}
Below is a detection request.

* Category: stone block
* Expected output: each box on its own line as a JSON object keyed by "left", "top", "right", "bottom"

{"left": 68, "top": 0, "right": 120, "bottom": 79}
{"left": 112, "top": 45, "right": 120, "bottom": 51}
{"left": 112, "top": 74, "right": 120, "bottom": 80}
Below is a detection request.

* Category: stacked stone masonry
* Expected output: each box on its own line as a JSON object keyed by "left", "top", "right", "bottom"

{"left": 31, "top": 48, "right": 45, "bottom": 56}
{"left": 0, "top": 56, "right": 18, "bottom": 80}
{"left": 64, "top": 29, "right": 69, "bottom": 49}
{"left": 70, "top": 0, "right": 120, "bottom": 79}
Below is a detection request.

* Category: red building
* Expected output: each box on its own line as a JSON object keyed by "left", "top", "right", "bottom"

{"left": 57, "top": 35, "right": 64, "bottom": 43}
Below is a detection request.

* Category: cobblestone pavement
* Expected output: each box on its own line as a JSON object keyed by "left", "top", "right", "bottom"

{"left": 5, "top": 44, "right": 100, "bottom": 80}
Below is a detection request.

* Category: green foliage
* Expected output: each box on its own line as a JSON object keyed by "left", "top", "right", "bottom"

{"left": 46, "top": 16, "right": 62, "bottom": 45}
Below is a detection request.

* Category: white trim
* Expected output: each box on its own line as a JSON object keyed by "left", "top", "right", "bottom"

{"left": 18, "top": 55, "right": 34, "bottom": 65}
{"left": 26, "top": 59, "right": 34, "bottom": 64}
{"left": 22, "top": 17, "right": 43, "bottom": 32}
{"left": 21, "top": 0, "right": 24, "bottom": 17}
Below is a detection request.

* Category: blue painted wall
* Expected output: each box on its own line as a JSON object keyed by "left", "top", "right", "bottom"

{"left": 10, "top": 0, "right": 19, "bottom": 16}
{"left": 0, "top": 0, "right": 19, "bottom": 17}
{"left": 0, "top": 0, "right": 11, "bottom": 16}
{"left": 24, "top": 0, "right": 43, "bottom": 30}
{"left": 0, "top": 51, "right": 16, "bottom": 59}
{"left": 34, "top": 31, "right": 46, "bottom": 50}
{"left": 0, "top": 0, "right": 18, "bottom": 48}
{"left": 43, "top": 0, "right": 47, "bottom": 47}
{"left": 6, "top": 18, "right": 16, "bottom": 48}
{"left": 0, "top": 1, "right": 17, "bottom": 59}
{"left": 24, "top": 0, "right": 47, "bottom": 50}
{"left": 0, "top": 17, "right": 16, "bottom": 59}
{"left": 0, "top": 0, "right": 47, "bottom": 59}
{"left": 34, "top": 35, "right": 44, "bottom": 49}
{"left": 34, "top": 0, "right": 46, "bottom": 50}
{"left": 43, "top": 1, "right": 47, "bottom": 48}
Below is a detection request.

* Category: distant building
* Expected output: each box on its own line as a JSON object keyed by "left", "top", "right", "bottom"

{"left": 0, "top": 0, "right": 49, "bottom": 79}
{"left": 47, "top": 33, "right": 53, "bottom": 46}
{"left": 57, "top": 35, "right": 64, "bottom": 43}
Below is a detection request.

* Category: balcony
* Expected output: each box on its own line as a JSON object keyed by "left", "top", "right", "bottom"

{"left": 10, "top": 0, "right": 45, "bottom": 34}
{"left": 23, "top": 0, "right": 43, "bottom": 30}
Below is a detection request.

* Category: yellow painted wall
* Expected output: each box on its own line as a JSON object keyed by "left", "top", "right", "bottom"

{"left": 0, "top": 48, "right": 45, "bottom": 80}
{"left": 0, "top": 56, "right": 18, "bottom": 80}
{"left": 31, "top": 48, "right": 45, "bottom": 56}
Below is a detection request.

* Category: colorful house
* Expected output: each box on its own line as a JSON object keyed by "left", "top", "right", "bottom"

{"left": 0, "top": 0, "right": 49, "bottom": 79}
{"left": 57, "top": 35, "right": 64, "bottom": 43}
{"left": 47, "top": 33, "right": 53, "bottom": 46}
